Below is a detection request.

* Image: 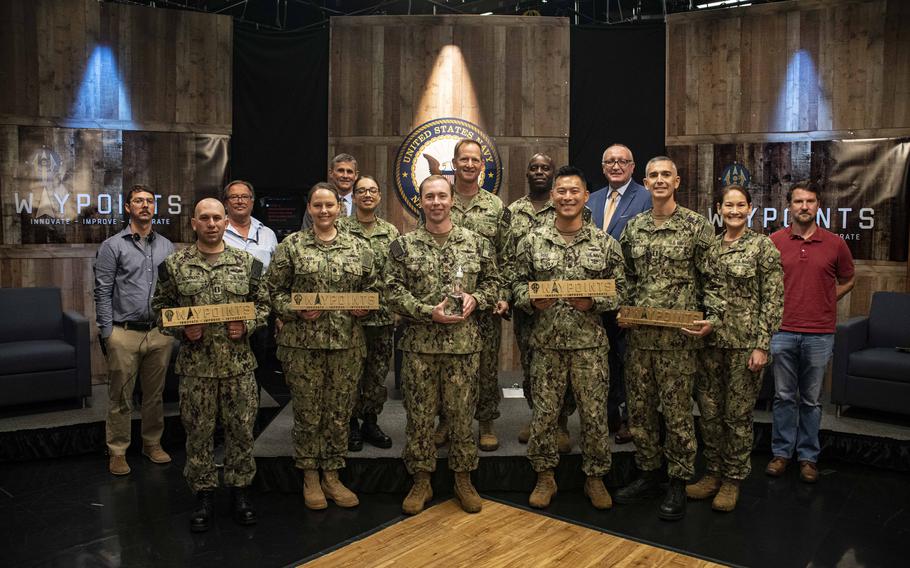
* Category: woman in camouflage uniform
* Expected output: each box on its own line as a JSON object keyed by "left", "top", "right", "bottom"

{"left": 687, "top": 184, "right": 783, "bottom": 511}
{"left": 266, "top": 182, "right": 376, "bottom": 510}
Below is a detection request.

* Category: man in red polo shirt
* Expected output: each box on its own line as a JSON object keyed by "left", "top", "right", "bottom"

{"left": 766, "top": 181, "right": 855, "bottom": 483}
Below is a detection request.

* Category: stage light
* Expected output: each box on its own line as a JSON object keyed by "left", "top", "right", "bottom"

{"left": 695, "top": 0, "right": 751, "bottom": 8}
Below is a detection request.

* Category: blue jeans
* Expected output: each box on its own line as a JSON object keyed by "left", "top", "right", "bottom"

{"left": 770, "top": 331, "right": 834, "bottom": 463}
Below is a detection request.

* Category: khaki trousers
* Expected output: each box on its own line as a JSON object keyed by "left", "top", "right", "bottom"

{"left": 105, "top": 327, "right": 174, "bottom": 455}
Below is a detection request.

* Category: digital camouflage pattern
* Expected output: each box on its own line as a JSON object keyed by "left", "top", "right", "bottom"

{"left": 625, "top": 348, "right": 698, "bottom": 479}
{"left": 385, "top": 225, "right": 500, "bottom": 355}
{"left": 153, "top": 245, "right": 269, "bottom": 378}
{"left": 707, "top": 229, "right": 783, "bottom": 351}
{"left": 696, "top": 348, "right": 763, "bottom": 480}
{"left": 512, "top": 223, "right": 626, "bottom": 349}
{"left": 527, "top": 347, "right": 611, "bottom": 476}
{"left": 619, "top": 206, "right": 725, "bottom": 350}
{"left": 337, "top": 215, "right": 400, "bottom": 327}
{"left": 266, "top": 227, "right": 375, "bottom": 352}
{"left": 281, "top": 347, "right": 362, "bottom": 471}
{"left": 697, "top": 229, "right": 783, "bottom": 480}
{"left": 354, "top": 324, "right": 394, "bottom": 417}
{"left": 401, "top": 352, "right": 479, "bottom": 474}
{"left": 267, "top": 227, "right": 376, "bottom": 471}
{"left": 619, "top": 206, "right": 723, "bottom": 481}
{"left": 179, "top": 373, "right": 258, "bottom": 491}
{"left": 451, "top": 189, "right": 513, "bottom": 422}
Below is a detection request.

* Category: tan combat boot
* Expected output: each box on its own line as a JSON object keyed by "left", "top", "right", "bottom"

{"left": 142, "top": 444, "right": 172, "bottom": 464}
{"left": 402, "top": 472, "right": 433, "bottom": 515}
{"left": 584, "top": 476, "right": 613, "bottom": 510}
{"left": 453, "top": 471, "right": 482, "bottom": 513}
{"left": 518, "top": 422, "right": 531, "bottom": 444}
{"left": 557, "top": 414, "right": 572, "bottom": 454}
{"left": 528, "top": 470, "right": 557, "bottom": 509}
{"left": 434, "top": 416, "right": 449, "bottom": 447}
{"left": 321, "top": 470, "right": 359, "bottom": 508}
{"left": 686, "top": 473, "right": 722, "bottom": 500}
{"left": 711, "top": 479, "right": 740, "bottom": 512}
{"left": 109, "top": 455, "right": 130, "bottom": 476}
{"left": 479, "top": 420, "right": 499, "bottom": 451}
{"left": 303, "top": 469, "right": 327, "bottom": 510}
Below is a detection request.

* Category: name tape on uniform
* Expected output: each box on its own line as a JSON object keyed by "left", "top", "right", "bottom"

{"left": 290, "top": 292, "right": 379, "bottom": 310}
{"left": 161, "top": 302, "right": 256, "bottom": 328}
{"left": 528, "top": 279, "right": 616, "bottom": 299}
{"left": 617, "top": 306, "right": 704, "bottom": 329}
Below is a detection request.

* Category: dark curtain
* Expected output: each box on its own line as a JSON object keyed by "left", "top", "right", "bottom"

{"left": 570, "top": 23, "right": 666, "bottom": 191}
{"left": 231, "top": 25, "right": 329, "bottom": 195}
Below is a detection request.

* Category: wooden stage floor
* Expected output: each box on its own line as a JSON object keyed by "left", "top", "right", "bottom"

{"left": 301, "top": 499, "right": 723, "bottom": 568}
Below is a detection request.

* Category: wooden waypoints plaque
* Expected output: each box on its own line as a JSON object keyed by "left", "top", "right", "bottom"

{"left": 528, "top": 279, "right": 616, "bottom": 299}
{"left": 161, "top": 302, "right": 256, "bottom": 328}
{"left": 617, "top": 306, "right": 704, "bottom": 329}
{"left": 290, "top": 292, "right": 380, "bottom": 310}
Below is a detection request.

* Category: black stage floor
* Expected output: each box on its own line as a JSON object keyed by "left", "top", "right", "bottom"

{"left": 2, "top": 373, "right": 909, "bottom": 567}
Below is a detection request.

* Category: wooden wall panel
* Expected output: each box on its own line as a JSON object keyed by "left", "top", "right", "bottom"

{"left": 329, "top": 16, "right": 570, "bottom": 372}
{"left": 667, "top": 0, "right": 910, "bottom": 144}
{"left": 0, "top": 0, "right": 232, "bottom": 133}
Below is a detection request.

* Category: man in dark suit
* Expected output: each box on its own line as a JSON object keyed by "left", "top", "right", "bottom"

{"left": 588, "top": 143, "right": 652, "bottom": 444}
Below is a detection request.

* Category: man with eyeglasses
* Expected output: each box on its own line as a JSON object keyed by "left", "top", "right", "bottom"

{"left": 94, "top": 184, "right": 175, "bottom": 476}
{"left": 338, "top": 175, "right": 400, "bottom": 451}
{"left": 588, "top": 144, "right": 652, "bottom": 446}
{"left": 223, "top": 180, "right": 278, "bottom": 269}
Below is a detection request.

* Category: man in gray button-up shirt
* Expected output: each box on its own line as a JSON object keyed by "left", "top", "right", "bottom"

{"left": 94, "top": 184, "right": 175, "bottom": 476}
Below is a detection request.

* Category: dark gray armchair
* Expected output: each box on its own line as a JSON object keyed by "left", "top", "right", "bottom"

{"left": 832, "top": 291, "right": 910, "bottom": 417}
{"left": 0, "top": 287, "right": 91, "bottom": 409}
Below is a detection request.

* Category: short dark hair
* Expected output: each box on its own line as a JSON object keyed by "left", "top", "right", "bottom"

{"left": 307, "top": 181, "right": 340, "bottom": 203}
{"left": 453, "top": 138, "right": 482, "bottom": 159}
{"left": 645, "top": 155, "right": 676, "bottom": 173}
{"left": 527, "top": 153, "right": 554, "bottom": 169}
{"left": 125, "top": 184, "right": 154, "bottom": 203}
{"left": 786, "top": 180, "right": 820, "bottom": 203}
{"left": 716, "top": 183, "right": 752, "bottom": 206}
{"left": 418, "top": 174, "right": 453, "bottom": 197}
{"left": 354, "top": 175, "right": 380, "bottom": 192}
{"left": 221, "top": 180, "right": 255, "bottom": 201}
{"left": 553, "top": 165, "right": 588, "bottom": 189}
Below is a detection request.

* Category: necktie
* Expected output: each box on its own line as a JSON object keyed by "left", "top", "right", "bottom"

{"left": 603, "top": 190, "right": 619, "bottom": 229}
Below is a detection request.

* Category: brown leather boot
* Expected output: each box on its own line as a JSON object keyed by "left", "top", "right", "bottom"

{"left": 686, "top": 473, "right": 721, "bottom": 500}
{"left": 321, "top": 470, "right": 359, "bottom": 508}
{"left": 453, "top": 471, "right": 482, "bottom": 513}
{"left": 518, "top": 423, "right": 531, "bottom": 444}
{"left": 528, "top": 470, "right": 557, "bottom": 509}
{"left": 434, "top": 416, "right": 449, "bottom": 447}
{"left": 584, "top": 476, "right": 613, "bottom": 510}
{"left": 402, "top": 472, "right": 433, "bottom": 515}
{"left": 711, "top": 479, "right": 740, "bottom": 512}
{"left": 302, "top": 469, "right": 327, "bottom": 510}
{"left": 109, "top": 455, "right": 130, "bottom": 476}
{"left": 557, "top": 414, "right": 571, "bottom": 454}
{"left": 479, "top": 420, "right": 499, "bottom": 451}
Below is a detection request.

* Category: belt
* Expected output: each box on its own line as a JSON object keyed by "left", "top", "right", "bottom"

{"left": 114, "top": 321, "right": 156, "bottom": 332}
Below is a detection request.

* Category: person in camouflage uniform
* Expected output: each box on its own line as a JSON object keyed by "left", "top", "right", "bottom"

{"left": 267, "top": 182, "right": 376, "bottom": 511}
{"left": 512, "top": 166, "right": 624, "bottom": 510}
{"left": 448, "top": 139, "right": 512, "bottom": 451}
{"left": 152, "top": 198, "right": 269, "bottom": 533}
{"left": 614, "top": 156, "right": 724, "bottom": 522}
{"left": 686, "top": 185, "right": 783, "bottom": 512}
{"left": 508, "top": 153, "right": 577, "bottom": 452}
{"left": 385, "top": 175, "right": 501, "bottom": 515}
{"left": 338, "top": 175, "right": 400, "bottom": 451}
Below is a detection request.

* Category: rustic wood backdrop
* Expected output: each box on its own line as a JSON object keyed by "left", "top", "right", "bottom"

{"left": 665, "top": 0, "right": 910, "bottom": 324}
{"left": 0, "top": 0, "right": 232, "bottom": 379}
{"left": 328, "top": 15, "right": 571, "bottom": 373}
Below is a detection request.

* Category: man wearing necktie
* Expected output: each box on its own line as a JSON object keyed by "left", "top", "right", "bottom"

{"left": 301, "top": 154, "right": 358, "bottom": 228}
{"left": 587, "top": 144, "right": 652, "bottom": 445}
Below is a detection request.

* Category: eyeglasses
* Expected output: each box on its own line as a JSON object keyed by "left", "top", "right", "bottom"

{"left": 602, "top": 159, "right": 633, "bottom": 168}
{"left": 354, "top": 187, "right": 380, "bottom": 196}
{"left": 227, "top": 195, "right": 253, "bottom": 202}
{"left": 130, "top": 198, "right": 155, "bottom": 205}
